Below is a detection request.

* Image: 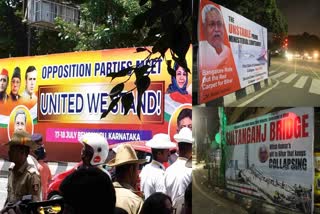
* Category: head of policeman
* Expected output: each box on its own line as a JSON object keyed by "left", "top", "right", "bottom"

{"left": 174, "top": 127, "right": 193, "bottom": 159}
{"left": 107, "top": 144, "right": 146, "bottom": 188}
{"left": 32, "top": 133, "right": 47, "bottom": 160}
{"left": 6, "top": 130, "right": 39, "bottom": 166}
{"left": 78, "top": 133, "right": 109, "bottom": 167}
{"left": 146, "top": 133, "right": 176, "bottom": 163}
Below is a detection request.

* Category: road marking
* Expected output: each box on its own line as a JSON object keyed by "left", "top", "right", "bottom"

{"left": 294, "top": 59, "right": 297, "bottom": 74}
{"left": 281, "top": 73, "right": 298, "bottom": 83}
{"left": 307, "top": 65, "right": 320, "bottom": 79}
{"left": 270, "top": 71, "right": 286, "bottom": 79}
{"left": 294, "top": 76, "right": 308, "bottom": 88}
{"left": 309, "top": 79, "right": 320, "bottom": 95}
{"left": 269, "top": 64, "right": 283, "bottom": 75}
{"left": 272, "top": 63, "right": 283, "bottom": 71}
{"left": 236, "top": 79, "right": 280, "bottom": 107}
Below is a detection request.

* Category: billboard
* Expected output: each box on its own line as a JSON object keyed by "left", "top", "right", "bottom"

{"left": 225, "top": 107, "right": 314, "bottom": 213}
{"left": 0, "top": 47, "right": 192, "bottom": 161}
{"left": 198, "top": 0, "right": 268, "bottom": 103}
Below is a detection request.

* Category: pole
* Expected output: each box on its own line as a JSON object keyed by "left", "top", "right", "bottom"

{"left": 27, "top": 26, "right": 31, "bottom": 56}
{"left": 218, "top": 107, "right": 226, "bottom": 187}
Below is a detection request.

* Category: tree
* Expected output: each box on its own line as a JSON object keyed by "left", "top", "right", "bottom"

{"left": 94, "top": 0, "right": 193, "bottom": 119}
{"left": 0, "top": 0, "right": 27, "bottom": 58}
{"left": 55, "top": 0, "right": 145, "bottom": 51}
{"left": 214, "top": 0, "right": 287, "bottom": 35}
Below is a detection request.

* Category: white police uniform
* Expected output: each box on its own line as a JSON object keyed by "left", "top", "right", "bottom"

{"left": 164, "top": 127, "right": 193, "bottom": 208}
{"left": 140, "top": 133, "right": 176, "bottom": 200}
{"left": 164, "top": 157, "right": 192, "bottom": 205}
{"left": 140, "top": 160, "right": 166, "bottom": 199}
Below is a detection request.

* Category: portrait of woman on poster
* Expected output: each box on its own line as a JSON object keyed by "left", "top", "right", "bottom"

{"left": 166, "top": 63, "right": 192, "bottom": 103}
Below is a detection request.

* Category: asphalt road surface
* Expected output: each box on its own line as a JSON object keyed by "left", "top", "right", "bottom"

{"left": 231, "top": 57, "right": 320, "bottom": 106}
{"left": 193, "top": 165, "right": 248, "bottom": 214}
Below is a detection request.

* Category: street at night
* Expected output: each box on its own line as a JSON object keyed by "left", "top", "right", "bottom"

{"left": 192, "top": 161, "right": 248, "bottom": 214}
{"left": 226, "top": 56, "right": 320, "bottom": 106}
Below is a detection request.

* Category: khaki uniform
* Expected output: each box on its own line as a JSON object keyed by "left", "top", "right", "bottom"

{"left": 6, "top": 160, "right": 41, "bottom": 205}
{"left": 113, "top": 182, "right": 143, "bottom": 214}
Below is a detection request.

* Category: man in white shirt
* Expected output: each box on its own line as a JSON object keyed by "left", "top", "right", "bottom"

{"left": 164, "top": 127, "right": 193, "bottom": 212}
{"left": 199, "top": 4, "right": 231, "bottom": 69}
{"left": 140, "top": 133, "right": 176, "bottom": 199}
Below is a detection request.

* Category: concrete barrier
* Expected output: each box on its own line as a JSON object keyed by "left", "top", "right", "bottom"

{"left": 0, "top": 159, "right": 77, "bottom": 178}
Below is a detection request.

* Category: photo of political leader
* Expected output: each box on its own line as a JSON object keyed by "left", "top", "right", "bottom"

{"left": 8, "top": 106, "right": 34, "bottom": 140}
{"left": 0, "top": 68, "right": 9, "bottom": 103}
{"left": 168, "top": 105, "right": 192, "bottom": 143}
{"left": 166, "top": 62, "right": 192, "bottom": 104}
{"left": 9, "top": 67, "right": 21, "bottom": 101}
{"left": 22, "top": 66, "right": 37, "bottom": 102}
{"left": 199, "top": 4, "right": 233, "bottom": 69}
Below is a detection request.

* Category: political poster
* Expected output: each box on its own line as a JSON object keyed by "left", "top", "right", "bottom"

{"left": 0, "top": 47, "right": 192, "bottom": 161}
{"left": 198, "top": 0, "right": 268, "bottom": 103}
{"left": 225, "top": 107, "right": 314, "bottom": 213}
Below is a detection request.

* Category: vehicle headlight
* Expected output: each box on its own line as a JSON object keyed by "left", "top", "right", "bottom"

{"left": 286, "top": 52, "right": 293, "bottom": 60}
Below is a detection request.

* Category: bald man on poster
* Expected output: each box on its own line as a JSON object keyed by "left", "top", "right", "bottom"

{"left": 199, "top": 4, "right": 232, "bottom": 69}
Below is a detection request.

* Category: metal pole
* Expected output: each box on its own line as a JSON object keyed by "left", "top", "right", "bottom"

{"left": 27, "top": 26, "right": 31, "bottom": 56}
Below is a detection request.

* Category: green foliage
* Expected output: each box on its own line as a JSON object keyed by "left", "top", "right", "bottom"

{"left": 98, "top": 0, "right": 192, "bottom": 119}
{"left": 0, "top": 0, "right": 27, "bottom": 58}
{"left": 215, "top": 0, "right": 287, "bottom": 35}
{"left": 55, "top": 0, "right": 145, "bottom": 51}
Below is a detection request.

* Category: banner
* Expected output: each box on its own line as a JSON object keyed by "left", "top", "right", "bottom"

{"left": 198, "top": 0, "right": 268, "bottom": 103}
{"left": 225, "top": 107, "right": 314, "bottom": 213}
{"left": 0, "top": 47, "right": 192, "bottom": 161}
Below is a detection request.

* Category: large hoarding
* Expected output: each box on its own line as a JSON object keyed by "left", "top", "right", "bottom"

{"left": 225, "top": 107, "right": 314, "bottom": 213}
{"left": 0, "top": 47, "right": 192, "bottom": 161}
{"left": 198, "top": 0, "right": 268, "bottom": 103}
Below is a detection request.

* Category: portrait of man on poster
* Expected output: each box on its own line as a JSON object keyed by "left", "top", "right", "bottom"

{"left": 199, "top": 4, "right": 232, "bottom": 69}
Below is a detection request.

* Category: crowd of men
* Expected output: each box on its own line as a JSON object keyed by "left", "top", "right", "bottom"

{"left": 1, "top": 125, "right": 193, "bottom": 214}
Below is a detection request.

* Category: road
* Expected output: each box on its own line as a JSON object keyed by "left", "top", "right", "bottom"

{"left": 229, "top": 57, "right": 320, "bottom": 106}
{"left": 193, "top": 164, "right": 248, "bottom": 214}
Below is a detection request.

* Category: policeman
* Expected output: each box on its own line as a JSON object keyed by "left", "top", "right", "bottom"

{"left": 164, "top": 127, "right": 193, "bottom": 213}
{"left": 140, "top": 133, "right": 176, "bottom": 199}
{"left": 107, "top": 144, "right": 146, "bottom": 214}
{"left": 3, "top": 130, "right": 41, "bottom": 208}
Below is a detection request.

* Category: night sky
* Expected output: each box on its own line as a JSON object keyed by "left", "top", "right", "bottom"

{"left": 277, "top": 0, "right": 320, "bottom": 37}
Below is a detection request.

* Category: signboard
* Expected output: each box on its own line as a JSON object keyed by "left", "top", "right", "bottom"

{"left": 0, "top": 47, "right": 192, "bottom": 161}
{"left": 225, "top": 107, "right": 314, "bottom": 213}
{"left": 198, "top": 0, "right": 268, "bottom": 103}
